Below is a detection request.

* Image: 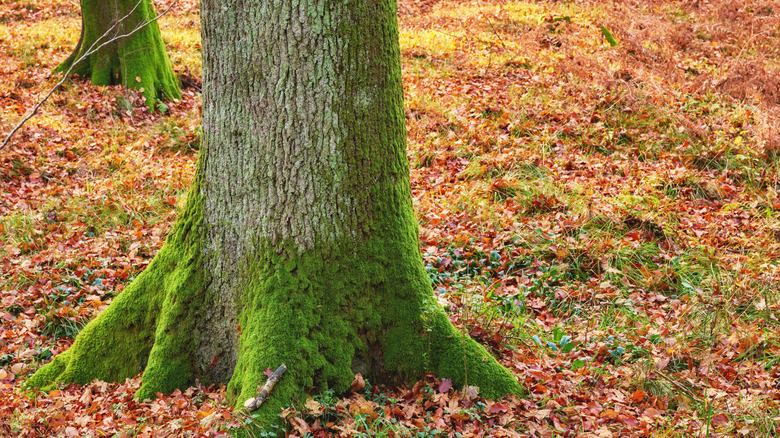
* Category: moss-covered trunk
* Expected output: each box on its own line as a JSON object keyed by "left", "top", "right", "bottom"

{"left": 29, "top": 0, "right": 523, "bottom": 425}
{"left": 60, "top": 0, "right": 181, "bottom": 106}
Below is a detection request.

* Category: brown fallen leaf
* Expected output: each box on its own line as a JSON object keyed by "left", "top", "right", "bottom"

{"left": 461, "top": 385, "right": 479, "bottom": 402}
{"left": 601, "top": 408, "right": 619, "bottom": 420}
{"left": 79, "top": 386, "right": 93, "bottom": 406}
{"left": 304, "top": 398, "right": 323, "bottom": 416}
{"left": 640, "top": 407, "right": 663, "bottom": 421}
{"left": 438, "top": 378, "right": 452, "bottom": 394}
{"left": 451, "top": 410, "right": 470, "bottom": 421}
{"left": 711, "top": 413, "right": 729, "bottom": 427}
{"left": 350, "top": 373, "right": 365, "bottom": 393}
{"left": 488, "top": 402, "right": 510, "bottom": 414}
{"left": 349, "top": 396, "right": 378, "bottom": 420}
{"left": 289, "top": 416, "right": 311, "bottom": 434}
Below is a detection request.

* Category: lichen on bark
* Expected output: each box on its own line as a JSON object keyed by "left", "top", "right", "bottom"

{"left": 59, "top": 0, "right": 181, "bottom": 107}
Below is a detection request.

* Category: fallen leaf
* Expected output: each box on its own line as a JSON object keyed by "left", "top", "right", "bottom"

{"left": 711, "top": 413, "right": 729, "bottom": 427}
{"left": 461, "top": 385, "right": 479, "bottom": 402}
{"left": 640, "top": 407, "right": 663, "bottom": 420}
{"left": 631, "top": 389, "right": 646, "bottom": 404}
{"left": 349, "top": 396, "right": 378, "bottom": 420}
{"left": 451, "top": 410, "right": 470, "bottom": 421}
{"left": 489, "top": 402, "right": 510, "bottom": 414}
{"left": 305, "top": 398, "right": 323, "bottom": 415}
{"left": 289, "top": 416, "right": 311, "bottom": 434}
{"left": 438, "top": 378, "right": 452, "bottom": 394}
{"left": 601, "top": 409, "right": 619, "bottom": 420}
{"left": 79, "top": 387, "right": 93, "bottom": 406}
{"left": 350, "top": 373, "right": 365, "bottom": 392}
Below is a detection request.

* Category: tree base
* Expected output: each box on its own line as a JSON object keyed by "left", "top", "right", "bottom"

{"left": 58, "top": 0, "right": 181, "bottom": 108}
{"left": 28, "top": 187, "right": 523, "bottom": 427}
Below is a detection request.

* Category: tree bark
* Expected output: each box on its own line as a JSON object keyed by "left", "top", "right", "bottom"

{"left": 28, "top": 0, "right": 523, "bottom": 425}
{"left": 60, "top": 0, "right": 181, "bottom": 106}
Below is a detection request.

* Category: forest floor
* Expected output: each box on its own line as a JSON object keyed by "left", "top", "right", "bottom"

{"left": 1, "top": 0, "right": 780, "bottom": 436}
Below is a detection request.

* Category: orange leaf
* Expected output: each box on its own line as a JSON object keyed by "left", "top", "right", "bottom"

{"left": 350, "top": 397, "right": 378, "bottom": 420}
{"left": 601, "top": 409, "right": 619, "bottom": 420}
{"left": 451, "top": 411, "right": 470, "bottom": 421}
{"left": 631, "top": 389, "right": 646, "bottom": 404}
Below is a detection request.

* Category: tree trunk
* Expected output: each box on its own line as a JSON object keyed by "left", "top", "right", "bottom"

{"left": 28, "top": 0, "right": 523, "bottom": 424}
{"left": 60, "top": 0, "right": 181, "bottom": 106}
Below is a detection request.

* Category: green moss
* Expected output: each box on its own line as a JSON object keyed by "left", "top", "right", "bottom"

{"left": 57, "top": 0, "right": 181, "bottom": 107}
{"left": 425, "top": 311, "right": 523, "bottom": 399}
{"left": 225, "top": 220, "right": 522, "bottom": 423}
{"left": 25, "top": 350, "right": 70, "bottom": 391}
{"left": 135, "top": 245, "right": 205, "bottom": 401}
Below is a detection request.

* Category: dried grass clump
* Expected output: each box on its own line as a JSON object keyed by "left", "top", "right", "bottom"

{"left": 716, "top": 61, "right": 780, "bottom": 105}
{"left": 398, "top": 0, "right": 443, "bottom": 17}
{"left": 556, "top": 54, "right": 608, "bottom": 83}
{"left": 753, "top": 109, "right": 780, "bottom": 158}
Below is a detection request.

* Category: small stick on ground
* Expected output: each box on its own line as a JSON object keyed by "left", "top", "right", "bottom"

{"left": 243, "top": 364, "right": 287, "bottom": 413}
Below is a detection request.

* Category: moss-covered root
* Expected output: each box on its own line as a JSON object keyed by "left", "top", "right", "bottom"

{"left": 25, "top": 262, "right": 160, "bottom": 391}
{"left": 224, "top": 281, "right": 320, "bottom": 426}
{"left": 26, "top": 238, "right": 204, "bottom": 399}
{"left": 425, "top": 310, "right": 524, "bottom": 400}
{"left": 58, "top": 0, "right": 181, "bottom": 107}
{"left": 134, "top": 251, "right": 205, "bottom": 401}
{"left": 223, "top": 305, "right": 523, "bottom": 427}
{"left": 28, "top": 173, "right": 204, "bottom": 398}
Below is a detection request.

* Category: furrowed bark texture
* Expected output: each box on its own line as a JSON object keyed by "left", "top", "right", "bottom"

{"left": 28, "top": 0, "right": 523, "bottom": 425}
{"left": 60, "top": 0, "right": 181, "bottom": 105}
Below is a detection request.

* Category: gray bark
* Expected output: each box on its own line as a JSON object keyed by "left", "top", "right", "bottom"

{"left": 194, "top": 0, "right": 406, "bottom": 384}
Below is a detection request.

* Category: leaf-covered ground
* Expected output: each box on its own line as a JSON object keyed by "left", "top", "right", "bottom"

{"left": 1, "top": 0, "right": 779, "bottom": 436}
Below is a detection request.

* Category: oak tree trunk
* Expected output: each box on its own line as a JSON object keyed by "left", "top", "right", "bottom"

{"left": 29, "top": 0, "right": 523, "bottom": 424}
{"left": 60, "top": 0, "right": 181, "bottom": 106}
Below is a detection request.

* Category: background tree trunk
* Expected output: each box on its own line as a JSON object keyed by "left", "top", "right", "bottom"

{"left": 28, "top": 0, "right": 523, "bottom": 425}
{"left": 60, "top": 0, "right": 181, "bottom": 106}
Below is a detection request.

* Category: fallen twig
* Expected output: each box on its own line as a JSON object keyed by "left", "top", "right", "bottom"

{"left": 244, "top": 364, "right": 287, "bottom": 413}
